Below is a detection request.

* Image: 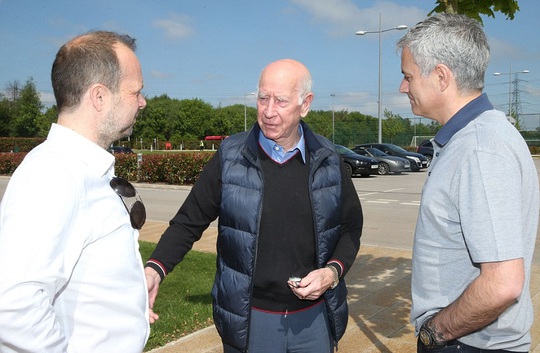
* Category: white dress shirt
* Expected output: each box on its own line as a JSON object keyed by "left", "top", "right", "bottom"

{"left": 0, "top": 124, "right": 149, "bottom": 352}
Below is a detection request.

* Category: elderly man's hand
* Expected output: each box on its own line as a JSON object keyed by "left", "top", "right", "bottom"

{"left": 287, "top": 267, "right": 335, "bottom": 300}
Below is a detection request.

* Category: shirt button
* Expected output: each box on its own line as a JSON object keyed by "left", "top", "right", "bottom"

{"left": 436, "top": 152, "right": 439, "bottom": 157}
{"left": 428, "top": 171, "right": 431, "bottom": 176}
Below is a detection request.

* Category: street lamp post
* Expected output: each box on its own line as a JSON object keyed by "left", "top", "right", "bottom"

{"left": 356, "top": 14, "right": 407, "bottom": 143}
{"left": 244, "top": 92, "right": 255, "bottom": 131}
{"left": 330, "top": 93, "right": 335, "bottom": 143}
{"left": 493, "top": 64, "right": 529, "bottom": 120}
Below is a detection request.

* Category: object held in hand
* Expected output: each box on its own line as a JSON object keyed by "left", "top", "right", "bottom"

{"left": 288, "top": 276, "right": 301, "bottom": 287}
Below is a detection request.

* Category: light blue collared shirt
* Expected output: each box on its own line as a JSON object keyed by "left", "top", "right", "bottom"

{"left": 258, "top": 125, "right": 306, "bottom": 164}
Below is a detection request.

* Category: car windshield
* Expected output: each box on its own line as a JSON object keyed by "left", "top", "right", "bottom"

{"left": 355, "top": 149, "right": 371, "bottom": 157}
{"left": 334, "top": 145, "right": 356, "bottom": 155}
{"left": 367, "top": 148, "right": 387, "bottom": 157}
{"left": 386, "top": 144, "right": 408, "bottom": 153}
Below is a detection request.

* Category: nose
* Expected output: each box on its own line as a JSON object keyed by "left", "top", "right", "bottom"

{"left": 399, "top": 79, "right": 408, "bottom": 94}
{"left": 139, "top": 95, "right": 147, "bottom": 109}
{"left": 263, "top": 98, "right": 278, "bottom": 118}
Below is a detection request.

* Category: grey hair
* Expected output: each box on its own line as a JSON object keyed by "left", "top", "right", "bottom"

{"left": 396, "top": 13, "right": 489, "bottom": 93}
{"left": 297, "top": 72, "right": 313, "bottom": 105}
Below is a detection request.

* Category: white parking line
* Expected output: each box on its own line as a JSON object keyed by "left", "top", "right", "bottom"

{"left": 357, "top": 192, "right": 378, "bottom": 197}
{"left": 383, "top": 188, "right": 404, "bottom": 193}
{"left": 358, "top": 188, "right": 420, "bottom": 206}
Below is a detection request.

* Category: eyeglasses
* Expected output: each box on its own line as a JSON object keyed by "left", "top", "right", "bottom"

{"left": 110, "top": 177, "right": 146, "bottom": 230}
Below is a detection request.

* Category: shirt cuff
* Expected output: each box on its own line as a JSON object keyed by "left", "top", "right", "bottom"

{"left": 145, "top": 259, "right": 167, "bottom": 281}
{"left": 325, "top": 260, "right": 343, "bottom": 278}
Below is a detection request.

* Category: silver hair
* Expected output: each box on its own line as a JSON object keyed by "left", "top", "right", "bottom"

{"left": 297, "top": 72, "right": 313, "bottom": 105}
{"left": 396, "top": 13, "right": 489, "bottom": 93}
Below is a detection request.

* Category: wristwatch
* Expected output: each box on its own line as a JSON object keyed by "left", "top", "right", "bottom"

{"left": 419, "top": 317, "right": 449, "bottom": 349}
{"left": 325, "top": 265, "right": 339, "bottom": 289}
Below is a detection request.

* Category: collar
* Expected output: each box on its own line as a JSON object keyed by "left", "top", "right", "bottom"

{"left": 258, "top": 125, "right": 306, "bottom": 163}
{"left": 434, "top": 93, "right": 494, "bottom": 147}
{"left": 47, "top": 123, "right": 116, "bottom": 178}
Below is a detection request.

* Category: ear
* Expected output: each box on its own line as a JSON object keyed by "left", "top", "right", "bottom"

{"left": 434, "top": 63, "right": 452, "bottom": 92}
{"left": 300, "top": 93, "right": 314, "bottom": 118}
{"left": 89, "top": 84, "right": 108, "bottom": 112}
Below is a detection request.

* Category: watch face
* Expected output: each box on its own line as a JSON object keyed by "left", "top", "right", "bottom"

{"left": 419, "top": 328, "right": 432, "bottom": 346}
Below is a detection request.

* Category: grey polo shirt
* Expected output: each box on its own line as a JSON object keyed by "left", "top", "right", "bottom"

{"left": 411, "top": 94, "right": 539, "bottom": 351}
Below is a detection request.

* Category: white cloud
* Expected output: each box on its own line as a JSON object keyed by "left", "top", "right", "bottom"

{"left": 150, "top": 70, "right": 173, "bottom": 79}
{"left": 153, "top": 13, "right": 195, "bottom": 41}
{"left": 40, "top": 91, "right": 56, "bottom": 107}
{"left": 290, "top": 0, "right": 426, "bottom": 37}
{"left": 488, "top": 36, "right": 528, "bottom": 63}
{"left": 524, "top": 84, "right": 540, "bottom": 98}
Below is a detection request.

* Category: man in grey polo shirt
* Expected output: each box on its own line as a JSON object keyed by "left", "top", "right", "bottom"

{"left": 397, "top": 13, "right": 539, "bottom": 353}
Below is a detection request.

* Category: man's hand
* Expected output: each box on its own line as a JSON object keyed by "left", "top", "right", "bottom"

{"left": 145, "top": 267, "right": 162, "bottom": 324}
{"left": 287, "top": 267, "right": 335, "bottom": 300}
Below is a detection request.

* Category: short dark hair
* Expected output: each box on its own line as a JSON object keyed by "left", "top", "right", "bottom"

{"left": 51, "top": 31, "right": 136, "bottom": 112}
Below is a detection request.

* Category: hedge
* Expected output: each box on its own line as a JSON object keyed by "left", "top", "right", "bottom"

{"left": 0, "top": 152, "right": 214, "bottom": 186}
{"left": 0, "top": 138, "right": 45, "bottom": 152}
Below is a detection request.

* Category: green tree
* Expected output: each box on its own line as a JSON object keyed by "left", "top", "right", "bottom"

{"left": 0, "top": 95, "right": 11, "bottom": 136}
{"left": 212, "top": 104, "right": 245, "bottom": 136}
{"left": 304, "top": 109, "right": 333, "bottom": 141}
{"left": 179, "top": 98, "right": 215, "bottom": 139}
{"left": 429, "top": 0, "right": 519, "bottom": 23}
{"left": 11, "top": 78, "right": 43, "bottom": 137}
{"left": 36, "top": 105, "right": 58, "bottom": 137}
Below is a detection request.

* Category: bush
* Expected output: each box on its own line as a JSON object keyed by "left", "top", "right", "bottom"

{"left": 0, "top": 137, "right": 45, "bottom": 152}
{"left": 0, "top": 151, "right": 215, "bottom": 186}
{"left": 115, "top": 152, "right": 214, "bottom": 185}
{"left": 0, "top": 152, "right": 28, "bottom": 174}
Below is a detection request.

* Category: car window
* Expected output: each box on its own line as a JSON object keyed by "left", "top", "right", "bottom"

{"left": 334, "top": 145, "right": 356, "bottom": 155}
{"left": 385, "top": 144, "right": 407, "bottom": 153}
{"left": 355, "top": 149, "right": 368, "bottom": 156}
{"left": 367, "top": 148, "right": 386, "bottom": 157}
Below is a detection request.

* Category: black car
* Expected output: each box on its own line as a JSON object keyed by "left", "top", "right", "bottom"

{"left": 416, "top": 139, "right": 434, "bottom": 165}
{"left": 108, "top": 146, "right": 134, "bottom": 154}
{"left": 353, "top": 146, "right": 411, "bottom": 175}
{"left": 334, "top": 144, "right": 378, "bottom": 177}
{"left": 355, "top": 143, "right": 428, "bottom": 172}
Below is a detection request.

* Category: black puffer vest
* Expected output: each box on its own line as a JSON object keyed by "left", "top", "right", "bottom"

{"left": 212, "top": 122, "right": 348, "bottom": 351}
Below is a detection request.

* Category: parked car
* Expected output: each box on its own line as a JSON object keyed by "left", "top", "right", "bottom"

{"left": 334, "top": 144, "right": 378, "bottom": 177}
{"left": 416, "top": 139, "right": 434, "bottom": 165}
{"left": 108, "top": 146, "right": 134, "bottom": 154}
{"left": 354, "top": 143, "right": 428, "bottom": 172}
{"left": 353, "top": 146, "right": 411, "bottom": 175}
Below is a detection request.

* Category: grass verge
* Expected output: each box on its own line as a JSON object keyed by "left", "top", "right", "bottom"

{"left": 139, "top": 241, "right": 216, "bottom": 351}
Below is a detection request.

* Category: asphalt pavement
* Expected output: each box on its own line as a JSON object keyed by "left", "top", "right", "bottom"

{"left": 140, "top": 223, "right": 540, "bottom": 353}
{"left": 1, "top": 158, "right": 539, "bottom": 353}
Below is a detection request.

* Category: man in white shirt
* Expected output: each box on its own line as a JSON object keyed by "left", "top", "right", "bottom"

{"left": 0, "top": 31, "right": 153, "bottom": 352}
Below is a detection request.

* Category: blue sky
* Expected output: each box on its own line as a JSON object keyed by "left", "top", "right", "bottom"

{"left": 1, "top": 0, "right": 539, "bottom": 128}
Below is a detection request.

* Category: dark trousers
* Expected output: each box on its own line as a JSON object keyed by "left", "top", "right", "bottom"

{"left": 417, "top": 338, "right": 527, "bottom": 353}
{"left": 223, "top": 301, "right": 333, "bottom": 353}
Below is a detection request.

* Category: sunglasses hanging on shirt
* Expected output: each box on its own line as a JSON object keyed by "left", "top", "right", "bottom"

{"left": 110, "top": 177, "right": 146, "bottom": 230}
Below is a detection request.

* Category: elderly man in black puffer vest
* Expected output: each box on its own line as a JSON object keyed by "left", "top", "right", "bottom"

{"left": 145, "top": 59, "right": 363, "bottom": 353}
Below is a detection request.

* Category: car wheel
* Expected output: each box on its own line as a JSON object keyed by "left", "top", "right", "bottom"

{"left": 378, "top": 162, "right": 390, "bottom": 175}
{"left": 344, "top": 163, "right": 353, "bottom": 177}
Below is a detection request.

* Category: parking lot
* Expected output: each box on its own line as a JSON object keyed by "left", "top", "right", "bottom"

{"left": 1, "top": 159, "right": 540, "bottom": 352}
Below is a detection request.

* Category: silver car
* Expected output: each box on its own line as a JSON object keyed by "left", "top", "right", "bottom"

{"left": 353, "top": 147, "right": 411, "bottom": 175}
